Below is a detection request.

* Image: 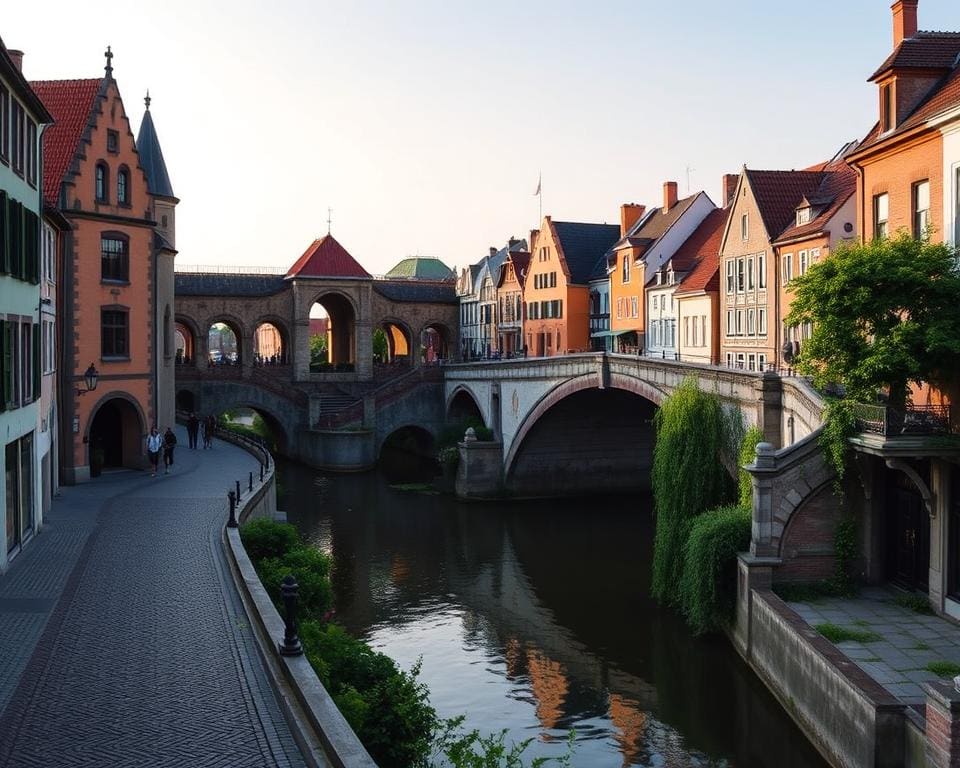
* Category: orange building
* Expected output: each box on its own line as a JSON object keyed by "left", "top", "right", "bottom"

{"left": 524, "top": 218, "right": 619, "bottom": 356}
{"left": 34, "top": 51, "right": 177, "bottom": 482}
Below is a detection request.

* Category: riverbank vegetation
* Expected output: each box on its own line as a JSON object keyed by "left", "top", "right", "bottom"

{"left": 241, "top": 517, "right": 575, "bottom": 767}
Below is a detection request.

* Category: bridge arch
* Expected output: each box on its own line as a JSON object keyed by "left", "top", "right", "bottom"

{"left": 205, "top": 314, "right": 246, "bottom": 364}
{"left": 376, "top": 316, "right": 414, "bottom": 365}
{"left": 175, "top": 314, "right": 201, "bottom": 365}
{"left": 252, "top": 315, "right": 290, "bottom": 364}
{"left": 446, "top": 385, "right": 487, "bottom": 428}
{"left": 419, "top": 320, "right": 453, "bottom": 362}
{"left": 310, "top": 290, "right": 357, "bottom": 367}
{"left": 504, "top": 374, "right": 661, "bottom": 496}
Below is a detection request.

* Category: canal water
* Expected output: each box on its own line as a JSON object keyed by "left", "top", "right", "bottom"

{"left": 279, "top": 459, "right": 827, "bottom": 767}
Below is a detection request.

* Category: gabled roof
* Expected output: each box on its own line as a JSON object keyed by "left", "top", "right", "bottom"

{"left": 30, "top": 78, "right": 103, "bottom": 206}
{"left": 552, "top": 221, "right": 621, "bottom": 284}
{"left": 0, "top": 40, "right": 52, "bottom": 126}
{"left": 496, "top": 251, "right": 531, "bottom": 289}
{"left": 745, "top": 170, "right": 824, "bottom": 240}
{"left": 869, "top": 32, "right": 960, "bottom": 81}
{"left": 385, "top": 256, "right": 455, "bottom": 280}
{"left": 774, "top": 159, "right": 857, "bottom": 244}
{"left": 673, "top": 208, "right": 728, "bottom": 296}
{"left": 136, "top": 102, "right": 175, "bottom": 198}
{"left": 609, "top": 194, "right": 699, "bottom": 262}
{"left": 285, "top": 234, "right": 371, "bottom": 279}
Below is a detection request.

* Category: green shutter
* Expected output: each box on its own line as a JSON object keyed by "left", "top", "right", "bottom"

{"left": 0, "top": 320, "right": 9, "bottom": 411}
{"left": 0, "top": 191, "right": 7, "bottom": 275}
{"left": 32, "top": 323, "right": 40, "bottom": 401}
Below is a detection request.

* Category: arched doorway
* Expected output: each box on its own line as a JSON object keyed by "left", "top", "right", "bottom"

{"left": 310, "top": 294, "right": 356, "bottom": 372}
{"left": 374, "top": 321, "right": 412, "bottom": 367}
{"left": 207, "top": 321, "right": 240, "bottom": 365}
{"left": 421, "top": 323, "right": 451, "bottom": 364}
{"left": 88, "top": 396, "right": 145, "bottom": 475}
{"left": 254, "top": 320, "right": 288, "bottom": 365}
{"left": 175, "top": 321, "right": 196, "bottom": 364}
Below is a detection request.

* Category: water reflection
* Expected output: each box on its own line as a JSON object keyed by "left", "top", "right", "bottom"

{"left": 280, "top": 461, "right": 826, "bottom": 767}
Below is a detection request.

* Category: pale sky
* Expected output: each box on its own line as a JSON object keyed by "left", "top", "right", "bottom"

{"left": 5, "top": 1, "right": 958, "bottom": 275}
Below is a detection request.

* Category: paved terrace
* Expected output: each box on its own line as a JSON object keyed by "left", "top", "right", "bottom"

{"left": 787, "top": 587, "right": 960, "bottom": 709}
{"left": 0, "top": 427, "right": 307, "bottom": 768}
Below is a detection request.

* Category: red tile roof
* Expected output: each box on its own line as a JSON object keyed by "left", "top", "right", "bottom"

{"left": 673, "top": 209, "right": 727, "bottom": 296}
{"left": 869, "top": 32, "right": 960, "bottom": 81}
{"left": 30, "top": 79, "right": 102, "bottom": 207}
{"left": 285, "top": 234, "right": 372, "bottom": 279}
{"left": 745, "top": 170, "right": 824, "bottom": 241}
{"left": 774, "top": 159, "right": 857, "bottom": 243}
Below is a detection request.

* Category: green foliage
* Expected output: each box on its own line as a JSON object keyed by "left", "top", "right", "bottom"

{"left": 831, "top": 517, "right": 858, "bottom": 596}
{"left": 774, "top": 581, "right": 840, "bottom": 603}
{"left": 240, "top": 518, "right": 300, "bottom": 562}
{"left": 433, "top": 716, "right": 575, "bottom": 767}
{"left": 438, "top": 446, "right": 460, "bottom": 471}
{"left": 819, "top": 399, "right": 857, "bottom": 489}
{"left": 738, "top": 426, "right": 764, "bottom": 508}
{"left": 300, "top": 621, "right": 436, "bottom": 768}
{"left": 257, "top": 547, "right": 333, "bottom": 618}
{"left": 678, "top": 505, "right": 751, "bottom": 634}
{"left": 785, "top": 233, "right": 960, "bottom": 408}
{"left": 651, "top": 378, "right": 739, "bottom": 605}
{"left": 439, "top": 419, "right": 492, "bottom": 448}
{"left": 894, "top": 594, "right": 935, "bottom": 615}
{"left": 926, "top": 661, "right": 960, "bottom": 678}
{"left": 309, "top": 333, "right": 328, "bottom": 366}
{"left": 373, "top": 328, "right": 389, "bottom": 362}
{"left": 815, "top": 622, "right": 881, "bottom": 644}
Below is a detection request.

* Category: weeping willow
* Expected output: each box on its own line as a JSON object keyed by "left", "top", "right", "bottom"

{"left": 651, "top": 377, "right": 739, "bottom": 605}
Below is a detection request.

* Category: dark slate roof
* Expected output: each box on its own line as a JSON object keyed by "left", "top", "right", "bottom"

{"left": 869, "top": 32, "right": 960, "bottom": 81}
{"left": 552, "top": 221, "right": 621, "bottom": 285}
{"left": 373, "top": 280, "right": 457, "bottom": 303}
{"left": 175, "top": 273, "right": 287, "bottom": 297}
{"left": 385, "top": 257, "right": 455, "bottom": 279}
{"left": 136, "top": 104, "right": 175, "bottom": 198}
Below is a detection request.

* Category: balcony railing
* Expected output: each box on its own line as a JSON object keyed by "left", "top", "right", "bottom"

{"left": 852, "top": 403, "right": 953, "bottom": 436}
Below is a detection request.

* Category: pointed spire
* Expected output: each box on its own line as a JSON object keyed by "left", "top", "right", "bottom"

{"left": 104, "top": 45, "right": 113, "bottom": 77}
{"left": 137, "top": 104, "right": 175, "bottom": 198}
{"left": 144, "top": 89, "right": 151, "bottom": 110}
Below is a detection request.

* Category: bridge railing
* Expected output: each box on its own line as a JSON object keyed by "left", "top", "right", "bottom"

{"left": 852, "top": 403, "right": 953, "bottom": 436}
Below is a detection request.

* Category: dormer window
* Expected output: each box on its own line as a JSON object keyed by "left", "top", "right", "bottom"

{"left": 667, "top": 270, "right": 674, "bottom": 285}
{"left": 796, "top": 207, "right": 811, "bottom": 226}
{"left": 880, "top": 83, "right": 893, "bottom": 133}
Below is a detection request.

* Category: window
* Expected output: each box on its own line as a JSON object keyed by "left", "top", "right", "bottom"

{"left": 798, "top": 250, "right": 808, "bottom": 276}
{"left": 758, "top": 353, "right": 766, "bottom": 371}
{"left": 747, "top": 308, "right": 756, "bottom": 335}
{"left": 726, "top": 260, "right": 734, "bottom": 293}
{"left": 758, "top": 253, "right": 766, "bottom": 288}
{"left": 107, "top": 129, "right": 119, "bottom": 153}
{"left": 653, "top": 296, "right": 658, "bottom": 310}
{"left": 747, "top": 353, "right": 756, "bottom": 372}
{"left": 550, "top": 271, "right": 556, "bottom": 288}
{"left": 781, "top": 253, "right": 793, "bottom": 285}
{"left": 741, "top": 213, "right": 749, "bottom": 240}
{"left": 101, "top": 308, "right": 129, "bottom": 358}
{"left": 630, "top": 296, "right": 638, "bottom": 319}
{"left": 726, "top": 353, "right": 734, "bottom": 368}
{"left": 684, "top": 316, "right": 690, "bottom": 346}
{"left": 117, "top": 168, "right": 129, "bottom": 205}
{"left": 873, "top": 193, "right": 889, "bottom": 239}
{"left": 736, "top": 353, "right": 745, "bottom": 369}
{"left": 796, "top": 207, "right": 811, "bottom": 226}
{"left": 101, "top": 235, "right": 129, "bottom": 282}
{"left": 26, "top": 120, "right": 36, "bottom": 187}
{"left": 42, "top": 318, "right": 55, "bottom": 374}
{"left": 726, "top": 310, "right": 734, "bottom": 336}
{"left": 11, "top": 100, "right": 24, "bottom": 174}
{"left": 96, "top": 163, "right": 109, "bottom": 203}
{"left": 913, "top": 180, "right": 930, "bottom": 238}
{"left": 810, "top": 248, "right": 821, "bottom": 264}
{"left": 701, "top": 315, "right": 707, "bottom": 346}
{"left": 881, "top": 83, "right": 893, "bottom": 133}
{"left": 0, "top": 320, "right": 38, "bottom": 410}
{"left": 622, "top": 255, "right": 630, "bottom": 283}
{"left": 0, "top": 84, "right": 8, "bottom": 163}
{"left": 737, "top": 258, "right": 745, "bottom": 292}
{"left": 758, "top": 308, "right": 767, "bottom": 335}
{"left": 736, "top": 310, "right": 744, "bottom": 336}
{"left": 747, "top": 257, "right": 754, "bottom": 290}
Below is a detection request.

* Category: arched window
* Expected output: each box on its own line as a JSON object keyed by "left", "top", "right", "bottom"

{"left": 95, "top": 163, "right": 109, "bottom": 203}
{"left": 117, "top": 167, "right": 129, "bottom": 205}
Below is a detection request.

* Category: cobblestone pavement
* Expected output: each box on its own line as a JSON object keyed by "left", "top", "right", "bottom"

{"left": 787, "top": 586, "right": 960, "bottom": 708}
{"left": 0, "top": 428, "right": 307, "bottom": 767}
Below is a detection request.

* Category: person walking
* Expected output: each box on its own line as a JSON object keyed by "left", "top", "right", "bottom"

{"left": 146, "top": 427, "right": 162, "bottom": 477}
{"left": 187, "top": 412, "right": 200, "bottom": 449}
{"left": 162, "top": 427, "right": 177, "bottom": 473}
{"left": 205, "top": 415, "right": 216, "bottom": 449}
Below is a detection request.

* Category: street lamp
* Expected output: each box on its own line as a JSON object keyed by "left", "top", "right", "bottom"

{"left": 75, "top": 363, "right": 99, "bottom": 396}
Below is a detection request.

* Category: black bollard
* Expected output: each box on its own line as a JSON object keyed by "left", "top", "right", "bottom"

{"left": 235, "top": 479, "right": 241, "bottom": 502}
{"left": 278, "top": 575, "right": 303, "bottom": 656}
{"left": 227, "top": 490, "right": 237, "bottom": 528}
{"left": 249, "top": 471, "right": 253, "bottom": 492}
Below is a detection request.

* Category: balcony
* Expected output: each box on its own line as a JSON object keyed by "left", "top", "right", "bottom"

{"left": 852, "top": 403, "right": 952, "bottom": 436}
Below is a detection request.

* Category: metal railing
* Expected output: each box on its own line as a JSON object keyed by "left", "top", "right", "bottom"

{"left": 175, "top": 264, "right": 287, "bottom": 275}
{"left": 852, "top": 403, "right": 953, "bottom": 436}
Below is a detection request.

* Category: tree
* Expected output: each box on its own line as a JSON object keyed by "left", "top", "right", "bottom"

{"left": 372, "top": 328, "right": 389, "bottom": 362}
{"left": 309, "top": 333, "right": 328, "bottom": 366}
{"left": 785, "top": 233, "right": 960, "bottom": 408}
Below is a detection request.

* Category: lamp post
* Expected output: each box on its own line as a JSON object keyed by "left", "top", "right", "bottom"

{"left": 75, "top": 363, "right": 99, "bottom": 396}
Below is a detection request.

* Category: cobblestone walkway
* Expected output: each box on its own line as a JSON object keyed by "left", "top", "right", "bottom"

{"left": 787, "top": 586, "right": 960, "bottom": 708}
{"left": 0, "top": 428, "right": 307, "bottom": 768}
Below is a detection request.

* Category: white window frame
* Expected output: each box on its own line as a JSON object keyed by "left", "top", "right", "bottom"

{"left": 758, "top": 252, "right": 766, "bottom": 289}
{"left": 741, "top": 213, "right": 749, "bottom": 241}
{"left": 781, "top": 253, "right": 793, "bottom": 285}
{"left": 726, "top": 260, "right": 735, "bottom": 293}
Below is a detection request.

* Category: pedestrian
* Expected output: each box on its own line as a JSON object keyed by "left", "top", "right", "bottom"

{"left": 205, "top": 415, "right": 216, "bottom": 449}
{"left": 162, "top": 427, "right": 177, "bottom": 473}
{"left": 146, "top": 426, "right": 162, "bottom": 477}
{"left": 187, "top": 412, "right": 200, "bottom": 449}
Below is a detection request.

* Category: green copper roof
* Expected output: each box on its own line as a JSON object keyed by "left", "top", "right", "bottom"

{"left": 385, "top": 257, "right": 454, "bottom": 280}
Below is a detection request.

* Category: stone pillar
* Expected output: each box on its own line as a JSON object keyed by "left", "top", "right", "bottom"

{"left": 924, "top": 680, "right": 960, "bottom": 768}
{"left": 755, "top": 371, "right": 783, "bottom": 448}
{"left": 293, "top": 318, "right": 311, "bottom": 382}
{"left": 747, "top": 442, "right": 778, "bottom": 557}
{"left": 734, "top": 554, "right": 779, "bottom": 656}
{"left": 356, "top": 321, "right": 373, "bottom": 380}
{"left": 929, "top": 459, "right": 950, "bottom": 613}
{"left": 455, "top": 440, "right": 503, "bottom": 499}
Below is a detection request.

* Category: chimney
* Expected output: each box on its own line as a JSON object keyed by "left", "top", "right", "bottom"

{"left": 489, "top": 247, "right": 498, "bottom": 258}
{"left": 7, "top": 50, "right": 24, "bottom": 72}
{"left": 620, "top": 203, "right": 646, "bottom": 236}
{"left": 892, "top": 0, "right": 918, "bottom": 48}
{"left": 663, "top": 181, "right": 678, "bottom": 213}
{"left": 722, "top": 174, "right": 740, "bottom": 208}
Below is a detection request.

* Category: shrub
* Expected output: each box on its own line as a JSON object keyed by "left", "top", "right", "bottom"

{"left": 300, "top": 621, "right": 436, "bottom": 768}
{"left": 894, "top": 593, "right": 934, "bottom": 615}
{"left": 678, "top": 505, "right": 751, "bottom": 634}
{"left": 651, "top": 378, "right": 739, "bottom": 605}
{"left": 433, "top": 716, "right": 575, "bottom": 767}
{"left": 738, "top": 426, "right": 764, "bottom": 508}
{"left": 830, "top": 516, "right": 858, "bottom": 596}
{"left": 240, "top": 518, "right": 300, "bottom": 562}
{"left": 257, "top": 547, "right": 333, "bottom": 618}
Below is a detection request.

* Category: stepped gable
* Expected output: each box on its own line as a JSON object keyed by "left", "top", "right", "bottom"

{"left": 30, "top": 78, "right": 102, "bottom": 206}
{"left": 674, "top": 209, "right": 728, "bottom": 296}
{"left": 285, "top": 234, "right": 372, "bottom": 279}
{"left": 745, "top": 169, "right": 824, "bottom": 240}
{"left": 551, "top": 221, "right": 621, "bottom": 284}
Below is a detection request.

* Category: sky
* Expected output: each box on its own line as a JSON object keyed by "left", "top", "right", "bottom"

{"left": 4, "top": 1, "right": 959, "bottom": 276}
